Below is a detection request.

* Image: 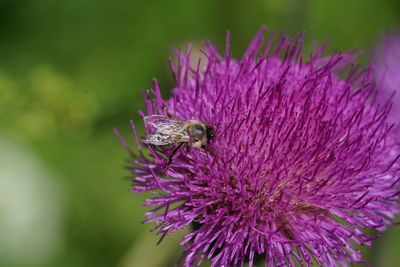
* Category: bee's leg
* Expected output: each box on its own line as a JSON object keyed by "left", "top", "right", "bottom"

{"left": 184, "top": 143, "right": 190, "bottom": 153}
{"left": 166, "top": 143, "right": 183, "bottom": 168}
{"left": 163, "top": 105, "right": 179, "bottom": 120}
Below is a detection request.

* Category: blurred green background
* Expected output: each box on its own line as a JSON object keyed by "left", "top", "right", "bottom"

{"left": 0, "top": 1, "right": 399, "bottom": 266}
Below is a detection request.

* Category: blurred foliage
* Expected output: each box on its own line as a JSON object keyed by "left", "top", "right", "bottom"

{"left": 0, "top": 0, "right": 399, "bottom": 267}
{"left": 0, "top": 66, "right": 97, "bottom": 140}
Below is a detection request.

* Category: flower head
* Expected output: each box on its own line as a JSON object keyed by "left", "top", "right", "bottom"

{"left": 121, "top": 28, "right": 400, "bottom": 266}
{"left": 373, "top": 33, "right": 400, "bottom": 129}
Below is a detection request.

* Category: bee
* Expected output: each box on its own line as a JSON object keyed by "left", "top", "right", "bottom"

{"left": 144, "top": 108, "right": 214, "bottom": 167}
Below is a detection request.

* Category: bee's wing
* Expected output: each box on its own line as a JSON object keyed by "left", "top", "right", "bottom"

{"left": 144, "top": 115, "right": 181, "bottom": 128}
{"left": 144, "top": 115, "right": 189, "bottom": 146}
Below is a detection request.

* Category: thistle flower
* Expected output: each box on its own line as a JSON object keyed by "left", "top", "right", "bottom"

{"left": 373, "top": 33, "right": 400, "bottom": 129}
{"left": 119, "top": 28, "right": 400, "bottom": 266}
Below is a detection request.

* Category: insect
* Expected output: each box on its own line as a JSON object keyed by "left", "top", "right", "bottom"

{"left": 144, "top": 108, "right": 214, "bottom": 167}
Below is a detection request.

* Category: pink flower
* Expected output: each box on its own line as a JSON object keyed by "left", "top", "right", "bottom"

{"left": 118, "top": 28, "right": 400, "bottom": 266}
{"left": 373, "top": 33, "right": 400, "bottom": 130}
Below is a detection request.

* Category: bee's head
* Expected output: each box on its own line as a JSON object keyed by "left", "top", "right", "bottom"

{"left": 206, "top": 126, "right": 214, "bottom": 143}
{"left": 188, "top": 124, "right": 206, "bottom": 141}
{"left": 188, "top": 123, "right": 214, "bottom": 143}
